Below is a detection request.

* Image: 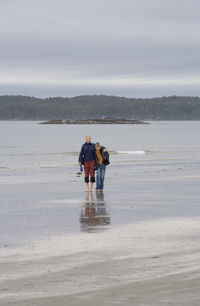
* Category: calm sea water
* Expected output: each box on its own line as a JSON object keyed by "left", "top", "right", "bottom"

{"left": 0, "top": 120, "right": 199, "bottom": 174}
{"left": 0, "top": 121, "right": 200, "bottom": 247}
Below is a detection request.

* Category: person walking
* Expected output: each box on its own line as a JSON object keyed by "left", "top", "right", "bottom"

{"left": 95, "top": 142, "right": 110, "bottom": 192}
{"left": 78, "top": 136, "right": 96, "bottom": 192}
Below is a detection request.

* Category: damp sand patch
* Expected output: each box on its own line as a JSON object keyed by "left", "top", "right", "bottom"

{"left": 1, "top": 217, "right": 200, "bottom": 305}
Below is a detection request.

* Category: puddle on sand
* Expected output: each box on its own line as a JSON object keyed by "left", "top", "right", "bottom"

{"left": 80, "top": 192, "right": 111, "bottom": 233}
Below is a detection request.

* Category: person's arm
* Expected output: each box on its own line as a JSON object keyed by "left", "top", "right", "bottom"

{"left": 101, "top": 146, "right": 107, "bottom": 152}
{"left": 78, "top": 145, "right": 84, "bottom": 164}
{"left": 104, "top": 151, "right": 109, "bottom": 158}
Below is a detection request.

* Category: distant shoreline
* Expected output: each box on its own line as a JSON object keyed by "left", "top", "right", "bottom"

{"left": 39, "top": 118, "right": 149, "bottom": 125}
{"left": 1, "top": 95, "right": 200, "bottom": 120}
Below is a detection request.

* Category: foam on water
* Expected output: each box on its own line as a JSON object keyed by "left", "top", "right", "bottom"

{"left": 116, "top": 150, "right": 146, "bottom": 154}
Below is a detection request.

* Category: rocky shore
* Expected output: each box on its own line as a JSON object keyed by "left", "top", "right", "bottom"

{"left": 39, "top": 118, "right": 149, "bottom": 124}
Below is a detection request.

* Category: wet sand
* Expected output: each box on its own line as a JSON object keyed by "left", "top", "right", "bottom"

{"left": 1, "top": 121, "right": 200, "bottom": 305}
{"left": 1, "top": 218, "right": 200, "bottom": 306}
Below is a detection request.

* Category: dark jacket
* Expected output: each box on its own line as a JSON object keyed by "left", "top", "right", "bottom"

{"left": 78, "top": 142, "right": 95, "bottom": 162}
{"left": 95, "top": 146, "right": 110, "bottom": 169}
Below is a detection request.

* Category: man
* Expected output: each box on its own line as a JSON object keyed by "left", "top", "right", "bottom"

{"left": 78, "top": 136, "right": 95, "bottom": 192}
{"left": 95, "top": 142, "right": 110, "bottom": 192}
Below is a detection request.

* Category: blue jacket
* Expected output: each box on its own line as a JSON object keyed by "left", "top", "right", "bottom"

{"left": 78, "top": 142, "right": 95, "bottom": 162}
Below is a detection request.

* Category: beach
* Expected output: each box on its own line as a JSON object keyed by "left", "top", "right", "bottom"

{"left": 1, "top": 217, "right": 200, "bottom": 305}
{"left": 1, "top": 121, "right": 200, "bottom": 305}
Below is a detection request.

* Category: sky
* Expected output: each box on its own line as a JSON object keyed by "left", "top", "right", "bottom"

{"left": 0, "top": 0, "right": 200, "bottom": 98}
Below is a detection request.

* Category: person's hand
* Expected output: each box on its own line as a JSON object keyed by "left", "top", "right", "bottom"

{"left": 78, "top": 162, "right": 81, "bottom": 166}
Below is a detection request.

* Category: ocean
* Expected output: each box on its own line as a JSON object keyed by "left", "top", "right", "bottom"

{"left": 0, "top": 121, "right": 200, "bottom": 248}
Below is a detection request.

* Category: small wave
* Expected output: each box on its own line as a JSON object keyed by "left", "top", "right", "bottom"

{"left": 0, "top": 163, "right": 74, "bottom": 171}
{"left": 1, "top": 149, "right": 199, "bottom": 158}
{"left": 0, "top": 150, "right": 148, "bottom": 157}
{"left": 116, "top": 150, "right": 146, "bottom": 154}
{"left": 0, "top": 152, "right": 79, "bottom": 157}
{"left": 0, "top": 151, "right": 147, "bottom": 157}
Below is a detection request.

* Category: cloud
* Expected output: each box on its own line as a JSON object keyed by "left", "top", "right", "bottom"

{"left": 0, "top": 0, "right": 200, "bottom": 97}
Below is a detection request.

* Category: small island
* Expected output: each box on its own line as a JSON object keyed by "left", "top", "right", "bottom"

{"left": 39, "top": 118, "right": 149, "bottom": 124}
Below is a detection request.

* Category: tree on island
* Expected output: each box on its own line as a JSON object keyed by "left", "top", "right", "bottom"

{"left": 0, "top": 95, "right": 200, "bottom": 120}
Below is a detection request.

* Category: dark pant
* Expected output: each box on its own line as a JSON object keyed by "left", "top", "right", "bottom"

{"left": 96, "top": 164, "right": 106, "bottom": 190}
{"left": 84, "top": 160, "right": 95, "bottom": 183}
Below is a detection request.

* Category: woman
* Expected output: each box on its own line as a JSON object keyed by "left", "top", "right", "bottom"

{"left": 95, "top": 142, "right": 110, "bottom": 192}
{"left": 78, "top": 136, "right": 96, "bottom": 192}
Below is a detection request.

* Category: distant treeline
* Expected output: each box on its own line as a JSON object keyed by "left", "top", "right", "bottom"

{"left": 0, "top": 95, "right": 200, "bottom": 120}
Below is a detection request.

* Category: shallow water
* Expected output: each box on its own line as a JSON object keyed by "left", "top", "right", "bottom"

{"left": 0, "top": 121, "right": 200, "bottom": 248}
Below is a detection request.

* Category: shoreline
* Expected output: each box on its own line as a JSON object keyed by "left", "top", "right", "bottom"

{"left": 39, "top": 118, "right": 149, "bottom": 124}
{"left": 1, "top": 217, "right": 200, "bottom": 305}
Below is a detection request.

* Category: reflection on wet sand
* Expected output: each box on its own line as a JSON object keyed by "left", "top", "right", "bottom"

{"left": 80, "top": 192, "right": 111, "bottom": 233}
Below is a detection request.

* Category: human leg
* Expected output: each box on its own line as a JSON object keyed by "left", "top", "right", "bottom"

{"left": 96, "top": 166, "right": 101, "bottom": 191}
{"left": 100, "top": 164, "right": 106, "bottom": 190}
{"left": 84, "top": 162, "right": 90, "bottom": 192}
{"left": 88, "top": 160, "right": 95, "bottom": 192}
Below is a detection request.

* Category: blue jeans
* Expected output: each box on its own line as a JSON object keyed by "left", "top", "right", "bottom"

{"left": 96, "top": 164, "right": 106, "bottom": 190}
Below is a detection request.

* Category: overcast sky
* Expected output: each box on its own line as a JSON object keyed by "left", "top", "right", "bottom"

{"left": 0, "top": 0, "right": 200, "bottom": 97}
